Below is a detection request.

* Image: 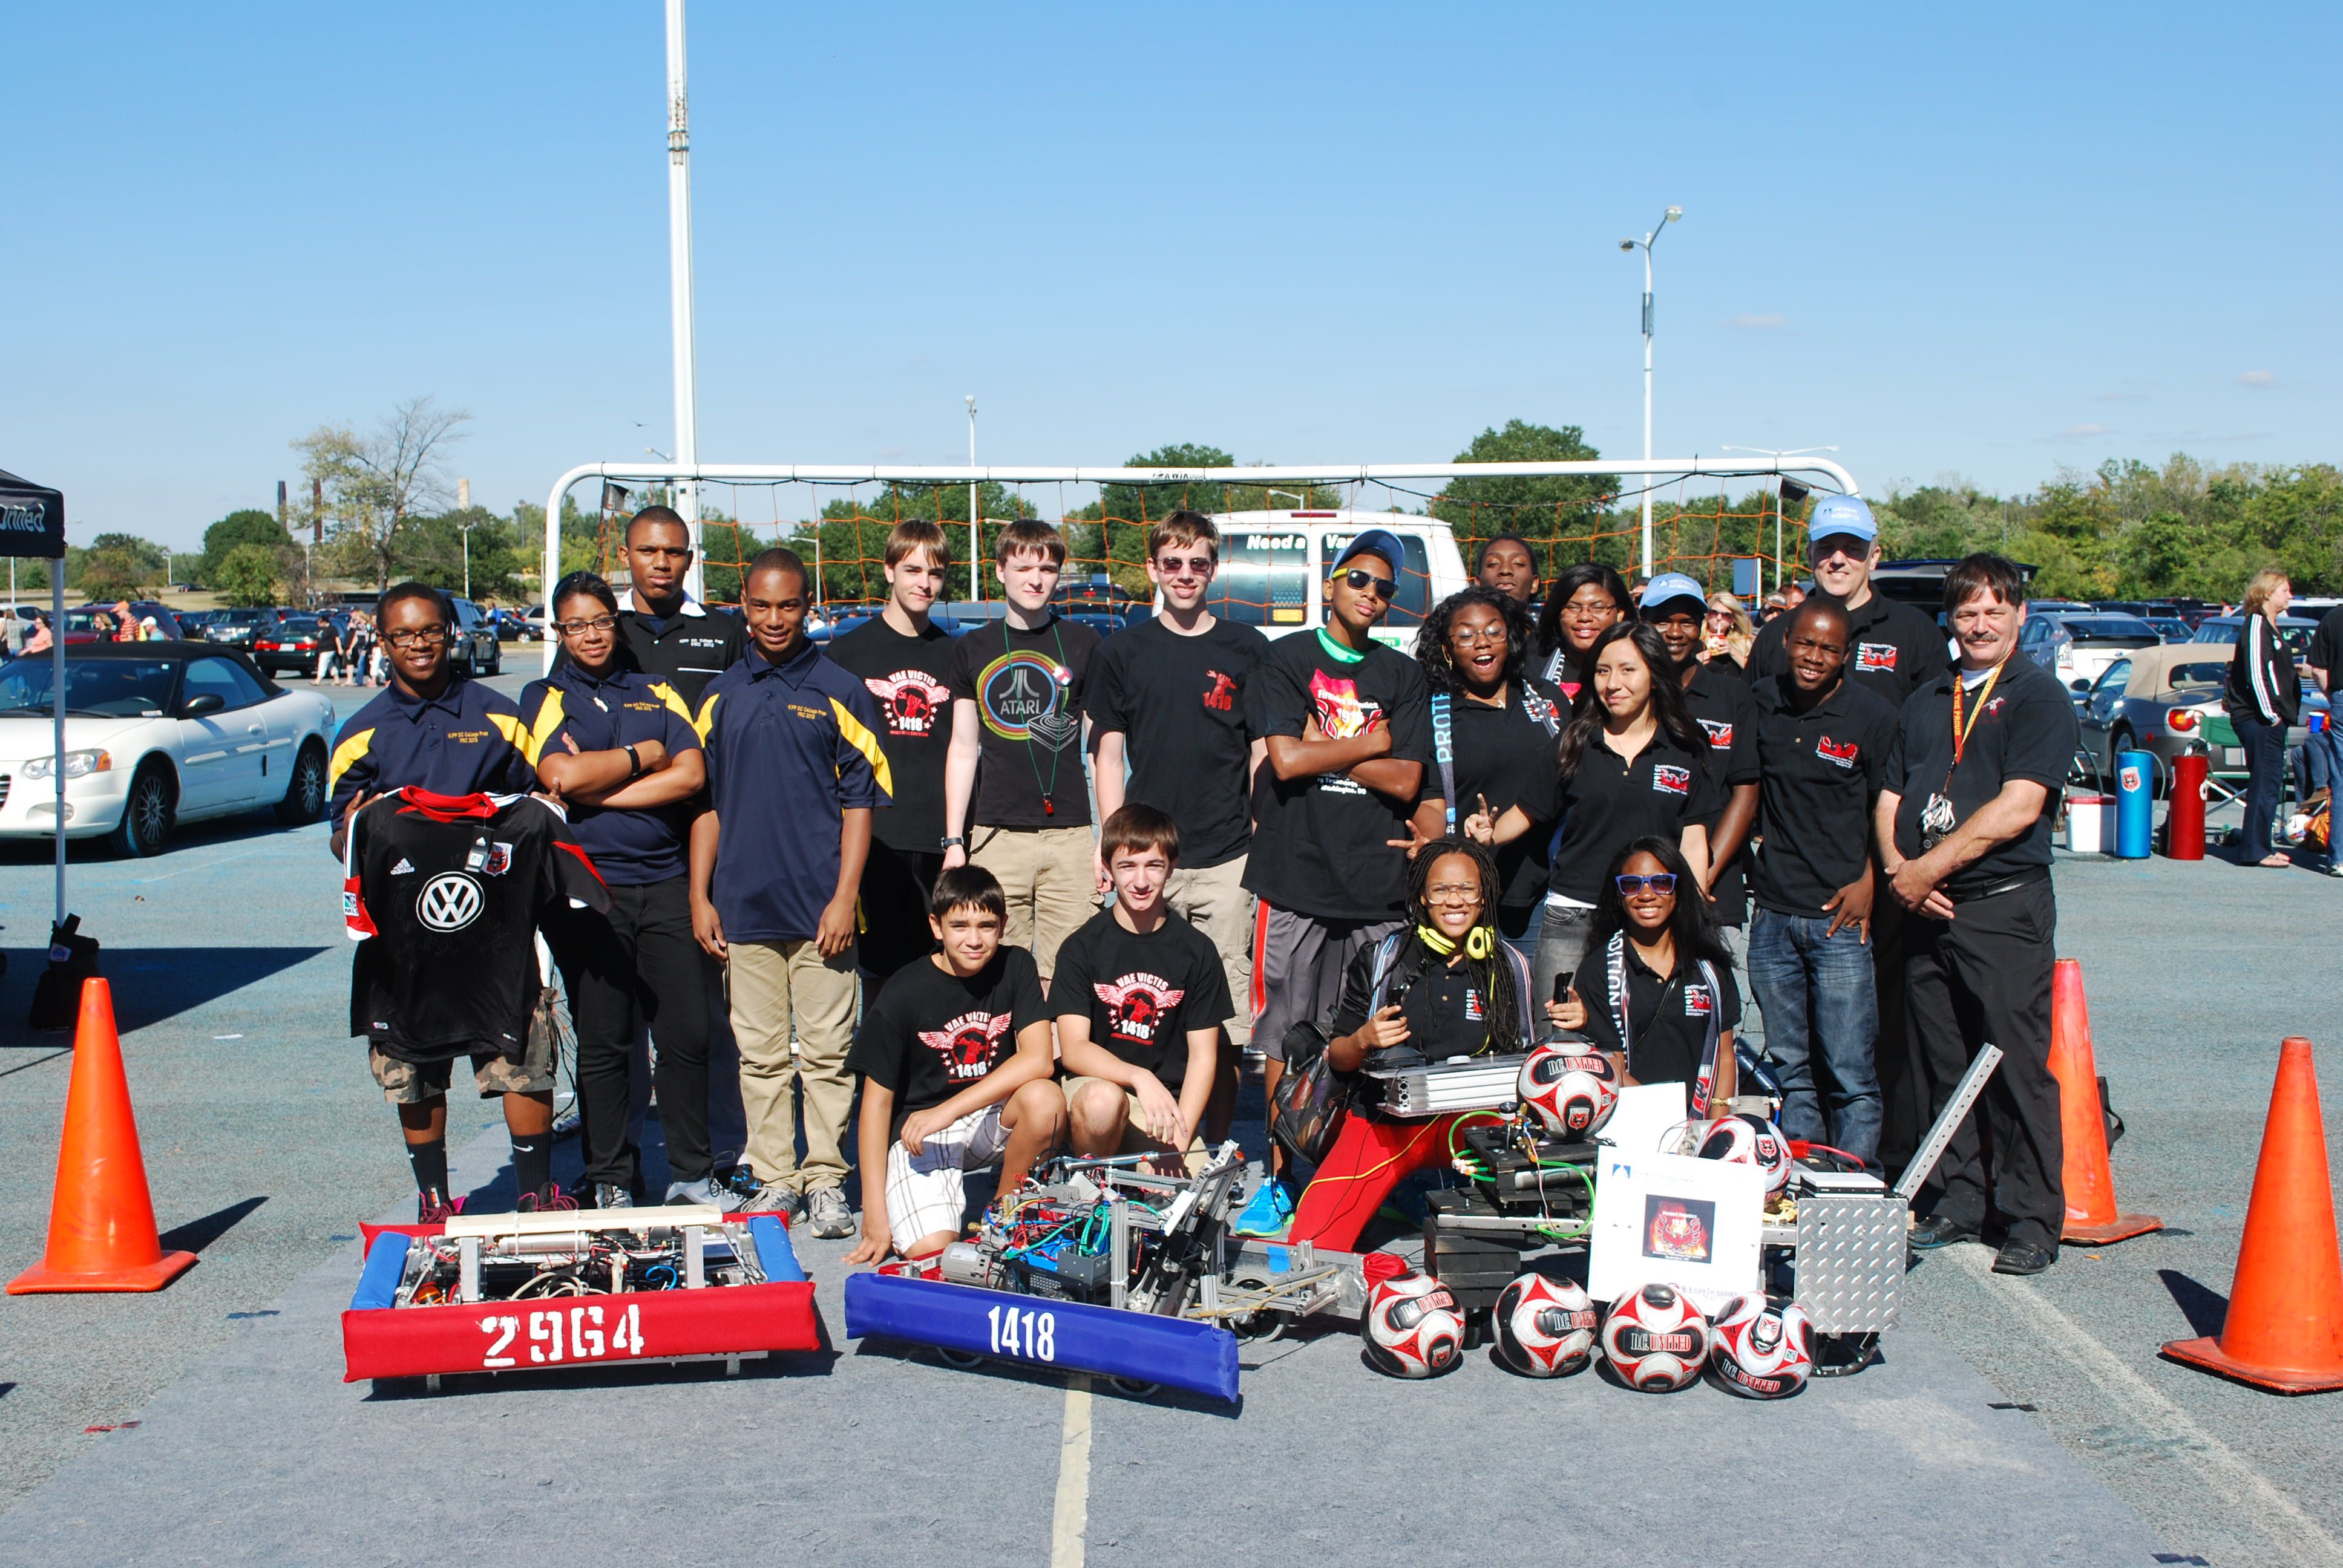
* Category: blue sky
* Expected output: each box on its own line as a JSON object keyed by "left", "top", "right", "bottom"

{"left": 6, "top": 2, "right": 2336, "bottom": 549}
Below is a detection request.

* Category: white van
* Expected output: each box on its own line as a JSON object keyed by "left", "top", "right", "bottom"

{"left": 1198, "top": 510, "right": 1470, "bottom": 651}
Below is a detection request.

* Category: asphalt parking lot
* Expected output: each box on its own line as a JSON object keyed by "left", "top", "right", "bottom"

{"left": 2, "top": 666, "right": 2339, "bottom": 1566}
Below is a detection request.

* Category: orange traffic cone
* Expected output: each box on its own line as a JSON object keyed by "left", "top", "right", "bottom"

{"left": 8, "top": 979, "right": 197, "bottom": 1295}
{"left": 2051, "top": 959, "right": 2163, "bottom": 1245}
{"left": 2161, "top": 1038, "right": 2343, "bottom": 1394}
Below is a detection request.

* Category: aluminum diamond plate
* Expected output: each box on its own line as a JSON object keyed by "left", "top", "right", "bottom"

{"left": 1794, "top": 1191, "right": 1906, "bottom": 1333}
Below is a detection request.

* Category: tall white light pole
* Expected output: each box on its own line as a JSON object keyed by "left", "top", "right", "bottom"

{"left": 666, "top": 0, "right": 703, "bottom": 600}
{"left": 966, "top": 395, "right": 981, "bottom": 604}
{"left": 1620, "top": 206, "right": 1682, "bottom": 579}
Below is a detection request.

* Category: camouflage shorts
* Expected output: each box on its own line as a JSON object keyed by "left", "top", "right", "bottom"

{"left": 369, "top": 1033, "right": 555, "bottom": 1104}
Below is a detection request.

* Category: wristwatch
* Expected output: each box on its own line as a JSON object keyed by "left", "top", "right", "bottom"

{"left": 940, "top": 835, "right": 965, "bottom": 850}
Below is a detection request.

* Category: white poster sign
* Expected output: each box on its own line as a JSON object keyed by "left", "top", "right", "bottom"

{"left": 1587, "top": 1148, "right": 1763, "bottom": 1313}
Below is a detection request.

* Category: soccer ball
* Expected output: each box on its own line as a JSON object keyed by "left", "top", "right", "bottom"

{"left": 1600, "top": 1282, "right": 1713, "bottom": 1392}
{"left": 1708, "top": 1295, "right": 1814, "bottom": 1399}
{"left": 1492, "top": 1272, "right": 1598, "bottom": 1377}
{"left": 1517, "top": 1043, "right": 1619, "bottom": 1138}
{"left": 1696, "top": 1113, "right": 1793, "bottom": 1196}
{"left": 1363, "top": 1270, "right": 1466, "bottom": 1379}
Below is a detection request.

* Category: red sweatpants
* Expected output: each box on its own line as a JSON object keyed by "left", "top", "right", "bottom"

{"left": 1288, "top": 1111, "right": 1465, "bottom": 1253}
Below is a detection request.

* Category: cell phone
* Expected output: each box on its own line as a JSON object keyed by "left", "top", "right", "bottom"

{"left": 1553, "top": 972, "right": 1573, "bottom": 1005}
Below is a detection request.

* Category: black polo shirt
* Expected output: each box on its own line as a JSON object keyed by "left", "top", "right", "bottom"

{"left": 1419, "top": 679, "right": 1564, "bottom": 910}
{"left": 326, "top": 676, "right": 534, "bottom": 828}
{"left": 1680, "top": 664, "right": 1759, "bottom": 926}
{"left": 1542, "top": 725, "right": 1723, "bottom": 905}
{"left": 1750, "top": 674, "right": 1898, "bottom": 916}
{"left": 609, "top": 599, "right": 749, "bottom": 710}
{"left": 1569, "top": 933, "right": 1741, "bottom": 1091}
{"left": 1748, "top": 591, "right": 1947, "bottom": 710}
{"left": 1884, "top": 656, "right": 2079, "bottom": 897}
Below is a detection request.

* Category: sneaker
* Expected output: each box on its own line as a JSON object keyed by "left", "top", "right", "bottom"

{"left": 665, "top": 1177, "right": 746, "bottom": 1213}
{"left": 518, "top": 1184, "right": 579, "bottom": 1214}
{"left": 805, "top": 1185, "right": 855, "bottom": 1240}
{"left": 1231, "top": 1178, "right": 1295, "bottom": 1239}
{"left": 745, "top": 1183, "right": 804, "bottom": 1221}
{"left": 592, "top": 1182, "right": 632, "bottom": 1213}
{"left": 418, "top": 1187, "right": 464, "bottom": 1225}
{"left": 713, "top": 1165, "right": 763, "bottom": 1206}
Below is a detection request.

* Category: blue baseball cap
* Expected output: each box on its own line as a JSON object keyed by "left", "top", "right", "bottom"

{"left": 1639, "top": 572, "right": 1709, "bottom": 616}
{"left": 1332, "top": 528, "right": 1407, "bottom": 577}
{"left": 1807, "top": 494, "right": 1878, "bottom": 548}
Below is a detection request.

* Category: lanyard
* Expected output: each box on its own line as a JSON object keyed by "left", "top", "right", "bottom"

{"left": 1948, "top": 659, "right": 2007, "bottom": 768}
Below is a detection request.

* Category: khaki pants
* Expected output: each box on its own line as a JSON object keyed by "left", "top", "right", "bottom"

{"left": 726, "top": 938, "right": 859, "bottom": 1193}
{"left": 971, "top": 824, "right": 1095, "bottom": 979}
{"left": 1164, "top": 854, "right": 1256, "bottom": 1048}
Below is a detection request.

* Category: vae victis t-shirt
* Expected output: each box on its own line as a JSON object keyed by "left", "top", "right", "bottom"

{"left": 1049, "top": 909, "right": 1234, "bottom": 1088}
{"left": 946, "top": 615, "right": 1101, "bottom": 828}
{"left": 846, "top": 946, "right": 1050, "bottom": 1138}
{"left": 1244, "top": 632, "right": 1434, "bottom": 922}
{"left": 1084, "top": 616, "right": 1269, "bottom": 869}
{"left": 827, "top": 615, "right": 957, "bottom": 852}
{"left": 344, "top": 789, "right": 611, "bottom": 1062}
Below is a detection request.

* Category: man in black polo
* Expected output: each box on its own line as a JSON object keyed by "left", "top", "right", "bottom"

{"left": 1746, "top": 600, "right": 1898, "bottom": 1166}
{"left": 1878, "top": 554, "right": 2077, "bottom": 1276}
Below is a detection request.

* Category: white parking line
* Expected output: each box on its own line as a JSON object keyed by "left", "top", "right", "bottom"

{"left": 1050, "top": 1375, "right": 1093, "bottom": 1568}
{"left": 127, "top": 843, "right": 279, "bottom": 883}
{"left": 1948, "top": 1247, "right": 2342, "bottom": 1567}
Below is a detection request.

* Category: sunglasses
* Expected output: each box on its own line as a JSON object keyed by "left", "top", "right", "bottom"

{"left": 1615, "top": 872, "right": 1678, "bottom": 895}
{"left": 1340, "top": 567, "right": 1397, "bottom": 599}
{"left": 1155, "top": 555, "right": 1214, "bottom": 578}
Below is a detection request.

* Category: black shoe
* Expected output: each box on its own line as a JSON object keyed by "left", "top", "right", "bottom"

{"left": 592, "top": 1182, "right": 632, "bottom": 1212}
{"left": 1910, "top": 1214, "right": 1982, "bottom": 1250}
{"left": 713, "top": 1164, "right": 762, "bottom": 1205}
{"left": 1992, "top": 1238, "right": 2057, "bottom": 1275}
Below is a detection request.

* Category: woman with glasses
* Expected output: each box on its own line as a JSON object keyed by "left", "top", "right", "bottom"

{"left": 1412, "top": 586, "right": 1562, "bottom": 962}
{"left": 519, "top": 572, "right": 727, "bottom": 1210}
{"left": 1551, "top": 836, "right": 1740, "bottom": 1102}
{"left": 1531, "top": 562, "right": 1631, "bottom": 704}
{"left": 1704, "top": 593, "right": 1754, "bottom": 672}
{"left": 1466, "top": 622, "right": 1718, "bottom": 1007}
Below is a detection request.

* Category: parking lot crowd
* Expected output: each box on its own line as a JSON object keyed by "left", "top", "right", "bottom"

{"left": 323, "top": 497, "right": 2099, "bottom": 1278}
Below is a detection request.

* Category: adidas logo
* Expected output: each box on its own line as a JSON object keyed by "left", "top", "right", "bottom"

{"left": 391, "top": 858, "right": 416, "bottom": 874}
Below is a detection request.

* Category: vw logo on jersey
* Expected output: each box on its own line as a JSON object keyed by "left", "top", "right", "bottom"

{"left": 417, "top": 872, "right": 485, "bottom": 933}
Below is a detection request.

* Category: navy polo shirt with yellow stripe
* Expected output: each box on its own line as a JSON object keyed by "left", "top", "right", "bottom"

{"left": 326, "top": 676, "right": 534, "bottom": 827}
{"left": 519, "top": 665, "right": 702, "bottom": 886}
{"left": 696, "top": 639, "right": 893, "bottom": 944}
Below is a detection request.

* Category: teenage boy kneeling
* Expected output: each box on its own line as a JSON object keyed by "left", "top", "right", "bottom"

{"left": 842, "top": 866, "right": 1066, "bottom": 1269}
{"left": 1054, "top": 805, "right": 1231, "bottom": 1174}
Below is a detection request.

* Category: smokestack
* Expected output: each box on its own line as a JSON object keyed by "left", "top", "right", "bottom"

{"left": 457, "top": 478, "right": 471, "bottom": 511}
{"left": 277, "top": 480, "right": 287, "bottom": 525}
{"left": 312, "top": 478, "right": 323, "bottom": 545}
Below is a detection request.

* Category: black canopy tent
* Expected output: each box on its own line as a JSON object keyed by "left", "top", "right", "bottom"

{"left": 0, "top": 469, "right": 70, "bottom": 935}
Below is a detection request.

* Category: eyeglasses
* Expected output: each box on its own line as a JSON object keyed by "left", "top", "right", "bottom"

{"left": 1559, "top": 600, "right": 1618, "bottom": 621}
{"left": 382, "top": 627, "right": 448, "bottom": 648}
{"left": 1615, "top": 872, "right": 1678, "bottom": 895}
{"left": 1705, "top": 610, "right": 1735, "bottom": 624}
{"left": 1424, "top": 882, "right": 1483, "bottom": 904}
{"left": 1340, "top": 567, "right": 1397, "bottom": 599}
{"left": 1155, "top": 556, "right": 1214, "bottom": 578}
{"left": 1449, "top": 624, "right": 1507, "bottom": 646}
{"left": 555, "top": 615, "right": 620, "bottom": 636}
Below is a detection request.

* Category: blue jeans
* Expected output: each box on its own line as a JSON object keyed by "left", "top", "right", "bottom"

{"left": 1746, "top": 908, "right": 1881, "bottom": 1164}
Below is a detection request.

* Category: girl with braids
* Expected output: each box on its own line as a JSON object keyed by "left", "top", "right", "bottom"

{"left": 1466, "top": 621, "right": 1719, "bottom": 1008}
{"left": 1532, "top": 561, "right": 1632, "bottom": 702}
{"left": 1409, "top": 586, "right": 1563, "bottom": 962}
{"left": 1552, "top": 836, "right": 1741, "bottom": 1103}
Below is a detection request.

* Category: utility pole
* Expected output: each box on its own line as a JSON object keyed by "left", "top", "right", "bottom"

{"left": 1620, "top": 206, "right": 1683, "bottom": 578}
{"left": 967, "top": 394, "right": 981, "bottom": 604}
{"left": 666, "top": 0, "right": 703, "bottom": 601}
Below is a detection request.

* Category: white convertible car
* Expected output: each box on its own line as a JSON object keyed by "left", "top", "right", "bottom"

{"left": 0, "top": 641, "right": 338, "bottom": 856}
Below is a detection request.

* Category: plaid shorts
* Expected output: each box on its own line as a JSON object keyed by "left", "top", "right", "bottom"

{"left": 369, "top": 1034, "right": 555, "bottom": 1105}
{"left": 884, "top": 1104, "right": 1012, "bottom": 1249}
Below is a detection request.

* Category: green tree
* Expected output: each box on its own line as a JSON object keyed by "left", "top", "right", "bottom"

{"left": 293, "top": 396, "right": 470, "bottom": 590}
{"left": 212, "top": 543, "right": 283, "bottom": 608}
{"left": 1432, "top": 421, "right": 1614, "bottom": 576}
{"left": 1066, "top": 444, "right": 1342, "bottom": 598}
{"left": 72, "top": 532, "right": 168, "bottom": 599}
{"left": 200, "top": 509, "right": 290, "bottom": 583}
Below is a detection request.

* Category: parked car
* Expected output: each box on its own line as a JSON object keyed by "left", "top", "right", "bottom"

{"left": 490, "top": 607, "right": 536, "bottom": 642}
{"left": 2018, "top": 612, "right": 2163, "bottom": 694}
{"left": 251, "top": 614, "right": 329, "bottom": 675}
{"left": 60, "top": 603, "right": 185, "bottom": 643}
{"left": 446, "top": 596, "right": 503, "bottom": 678}
{"left": 2142, "top": 616, "right": 2193, "bottom": 643}
{"left": 0, "top": 642, "right": 337, "bottom": 855}
{"left": 2189, "top": 613, "right": 2322, "bottom": 662}
{"left": 171, "top": 608, "right": 219, "bottom": 635}
{"left": 2078, "top": 642, "right": 2327, "bottom": 792}
{"left": 202, "top": 607, "right": 287, "bottom": 648}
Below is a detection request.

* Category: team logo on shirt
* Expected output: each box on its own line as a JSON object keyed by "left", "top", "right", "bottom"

{"left": 977, "top": 652, "right": 1077, "bottom": 750}
{"left": 482, "top": 842, "right": 513, "bottom": 877}
{"left": 918, "top": 1011, "right": 1015, "bottom": 1080}
{"left": 1202, "top": 670, "right": 1238, "bottom": 713}
{"left": 1463, "top": 987, "right": 1484, "bottom": 1022}
{"left": 1816, "top": 736, "right": 1860, "bottom": 769}
{"left": 1683, "top": 983, "right": 1713, "bottom": 1018}
{"left": 1696, "top": 717, "right": 1734, "bottom": 750}
{"left": 1307, "top": 670, "right": 1383, "bottom": 739}
{"left": 1092, "top": 973, "right": 1188, "bottom": 1045}
{"left": 862, "top": 670, "right": 950, "bottom": 737}
{"left": 1855, "top": 642, "right": 1898, "bottom": 672}
{"left": 416, "top": 872, "right": 485, "bottom": 933}
{"left": 1983, "top": 696, "right": 2007, "bottom": 717}
{"left": 1651, "top": 764, "right": 1691, "bottom": 796}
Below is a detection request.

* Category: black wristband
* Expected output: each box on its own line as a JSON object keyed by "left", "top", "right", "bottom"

{"left": 623, "top": 743, "right": 641, "bottom": 778}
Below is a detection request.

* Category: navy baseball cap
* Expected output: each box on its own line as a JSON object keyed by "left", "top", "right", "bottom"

{"left": 1807, "top": 495, "right": 1878, "bottom": 548}
{"left": 1332, "top": 528, "right": 1407, "bottom": 577}
{"left": 1638, "top": 572, "right": 1709, "bottom": 617}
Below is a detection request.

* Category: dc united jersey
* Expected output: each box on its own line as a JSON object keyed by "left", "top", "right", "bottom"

{"left": 344, "top": 789, "right": 609, "bottom": 1062}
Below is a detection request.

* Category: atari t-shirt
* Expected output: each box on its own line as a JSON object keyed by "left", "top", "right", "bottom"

{"left": 945, "top": 615, "right": 1101, "bottom": 828}
{"left": 847, "top": 945, "right": 1050, "bottom": 1138}
{"left": 1049, "top": 908, "right": 1234, "bottom": 1088}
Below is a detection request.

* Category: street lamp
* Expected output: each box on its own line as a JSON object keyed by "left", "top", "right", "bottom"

{"left": 1620, "top": 205, "right": 1683, "bottom": 578}
{"left": 1267, "top": 489, "right": 1308, "bottom": 510}
{"left": 459, "top": 515, "right": 477, "bottom": 601}
{"left": 1722, "top": 445, "right": 1838, "bottom": 596}
{"left": 966, "top": 395, "right": 980, "bottom": 604}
